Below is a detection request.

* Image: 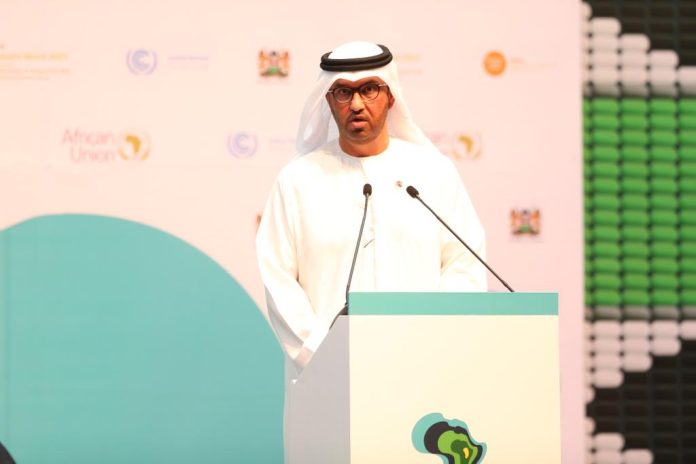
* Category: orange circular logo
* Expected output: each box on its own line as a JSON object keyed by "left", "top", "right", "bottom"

{"left": 483, "top": 51, "right": 506, "bottom": 76}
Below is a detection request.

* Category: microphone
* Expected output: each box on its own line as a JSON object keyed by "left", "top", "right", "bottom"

{"left": 405, "top": 185, "right": 514, "bottom": 292}
{"left": 335, "top": 183, "right": 372, "bottom": 321}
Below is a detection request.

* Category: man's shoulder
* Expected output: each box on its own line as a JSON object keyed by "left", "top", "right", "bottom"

{"left": 389, "top": 138, "right": 456, "bottom": 170}
{"left": 277, "top": 140, "right": 347, "bottom": 182}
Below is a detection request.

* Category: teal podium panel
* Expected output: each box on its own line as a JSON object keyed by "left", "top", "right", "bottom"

{"left": 349, "top": 291, "right": 558, "bottom": 315}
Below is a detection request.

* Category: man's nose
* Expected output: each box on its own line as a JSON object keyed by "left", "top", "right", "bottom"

{"left": 349, "top": 91, "right": 365, "bottom": 111}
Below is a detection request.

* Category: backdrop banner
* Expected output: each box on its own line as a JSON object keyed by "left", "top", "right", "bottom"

{"left": 0, "top": 1, "right": 582, "bottom": 461}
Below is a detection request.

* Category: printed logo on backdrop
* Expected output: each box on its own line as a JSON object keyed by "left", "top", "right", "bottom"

{"left": 483, "top": 51, "right": 506, "bottom": 77}
{"left": 127, "top": 49, "right": 158, "bottom": 75}
{"left": 394, "top": 52, "right": 424, "bottom": 76}
{"left": 484, "top": 50, "right": 554, "bottom": 75}
{"left": 0, "top": 42, "right": 71, "bottom": 81}
{"left": 63, "top": 129, "right": 151, "bottom": 163}
{"left": 268, "top": 136, "right": 295, "bottom": 149}
{"left": 168, "top": 53, "right": 210, "bottom": 69}
{"left": 118, "top": 132, "right": 151, "bottom": 160}
{"left": 413, "top": 413, "right": 486, "bottom": 463}
{"left": 428, "top": 131, "right": 483, "bottom": 160}
{"left": 511, "top": 208, "right": 541, "bottom": 236}
{"left": 126, "top": 49, "right": 210, "bottom": 74}
{"left": 227, "top": 132, "right": 258, "bottom": 158}
{"left": 259, "top": 50, "right": 290, "bottom": 78}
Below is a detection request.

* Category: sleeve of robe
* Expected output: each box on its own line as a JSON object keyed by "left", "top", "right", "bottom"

{"left": 438, "top": 159, "right": 488, "bottom": 291}
{"left": 255, "top": 175, "right": 327, "bottom": 369}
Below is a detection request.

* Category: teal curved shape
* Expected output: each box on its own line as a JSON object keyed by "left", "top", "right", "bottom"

{"left": 412, "top": 412, "right": 446, "bottom": 454}
{"left": 0, "top": 214, "right": 284, "bottom": 463}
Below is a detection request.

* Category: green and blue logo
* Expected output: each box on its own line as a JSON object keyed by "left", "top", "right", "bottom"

{"left": 413, "top": 413, "right": 486, "bottom": 464}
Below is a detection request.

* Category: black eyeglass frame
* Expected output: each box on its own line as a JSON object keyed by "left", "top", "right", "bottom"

{"left": 327, "top": 83, "right": 389, "bottom": 104}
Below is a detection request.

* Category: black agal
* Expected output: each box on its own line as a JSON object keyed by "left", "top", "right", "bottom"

{"left": 320, "top": 44, "right": 393, "bottom": 71}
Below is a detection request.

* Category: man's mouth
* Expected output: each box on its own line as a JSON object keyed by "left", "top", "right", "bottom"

{"left": 349, "top": 120, "right": 367, "bottom": 131}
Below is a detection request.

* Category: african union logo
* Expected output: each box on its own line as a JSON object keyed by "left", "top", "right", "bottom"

{"left": 118, "top": 132, "right": 151, "bottom": 161}
{"left": 428, "top": 131, "right": 483, "bottom": 161}
{"left": 452, "top": 132, "right": 483, "bottom": 160}
{"left": 127, "top": 49, "right": 158, "bottom": 75}
{"left": 413, "top": 413, "right": 486, "bottom": 464}
{"left": 227, "top": 132, "right": 258, "bottom": 158}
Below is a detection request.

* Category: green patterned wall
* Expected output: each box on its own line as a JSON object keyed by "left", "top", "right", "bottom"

{"left": 584, "top": 1, "right": 696, "bottom": 462}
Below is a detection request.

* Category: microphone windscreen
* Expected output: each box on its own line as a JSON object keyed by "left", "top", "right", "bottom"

{"left": 363, "top": 183, "right": 372, "bottom": 196}
{"left": 406, "top": 185, "right": 419, "bottom": 198}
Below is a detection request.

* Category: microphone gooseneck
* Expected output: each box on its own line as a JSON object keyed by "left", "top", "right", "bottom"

{"left": 340, "top": 183, "right": 372, "bottom": 316}
{"left": 406, "top": 185, "right": 515, "bottom": 292}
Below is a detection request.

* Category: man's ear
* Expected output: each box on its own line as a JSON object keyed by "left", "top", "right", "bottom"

{"left": 388, "top": 92, "right": 395, "bottom": 109}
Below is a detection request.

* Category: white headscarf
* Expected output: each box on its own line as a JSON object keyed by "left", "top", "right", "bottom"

{"left": 295, "top": 41, "right": 436, "bottom": 155}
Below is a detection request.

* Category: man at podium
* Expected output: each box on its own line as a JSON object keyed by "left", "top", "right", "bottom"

{"left": 256, "top": 41, "right": 486, "bottom": 373}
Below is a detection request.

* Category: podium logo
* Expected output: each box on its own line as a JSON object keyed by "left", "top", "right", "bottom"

{"left": 413, "top": 413, "right": 486, "bottom": 464}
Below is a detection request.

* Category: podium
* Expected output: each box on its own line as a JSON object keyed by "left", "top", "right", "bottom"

{"left": 284, "top": 292, "right": 561, "bottom": 463}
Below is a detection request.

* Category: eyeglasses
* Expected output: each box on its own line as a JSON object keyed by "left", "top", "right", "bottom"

{"left": 327, "top": 83, "right": 389, "bottom": 103}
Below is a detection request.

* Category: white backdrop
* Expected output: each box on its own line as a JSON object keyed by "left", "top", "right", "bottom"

{"left": 0, "top": 0, "right": 583, "bottom": 460}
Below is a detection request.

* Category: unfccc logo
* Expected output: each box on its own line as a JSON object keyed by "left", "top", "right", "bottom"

{"left": 227, "top": 132, "right": 258, "bottom": 158}
{"left": 127, "top": 49, "right": 158, "bottom": 75}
